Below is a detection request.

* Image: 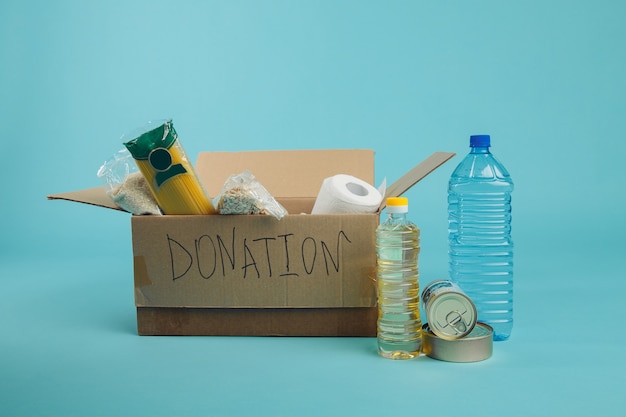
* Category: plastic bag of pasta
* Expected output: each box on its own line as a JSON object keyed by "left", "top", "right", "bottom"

{"left": 216, "top": 170, "right": 288, "bottom": 220}
{"left": 97, "top": 148, "right": 162, "bottom": 215}
{"left": 122, "top": 119, "right": 216, "bottom": 215}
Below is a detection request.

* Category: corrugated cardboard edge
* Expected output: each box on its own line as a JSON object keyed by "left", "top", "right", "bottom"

{"left": 380, "top": 151, "right": 456, "bottom": 210}
{"left": 47, "top": 187, "right": 126, "bottom": 212}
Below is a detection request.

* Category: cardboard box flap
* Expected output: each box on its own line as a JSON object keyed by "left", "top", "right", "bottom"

{"left": 380, "top": 151, "right": 456, "bottom": 210}
{"left": 196, "top": 149, "right": 375, "bottom": 199}
{"left": 47, "top": 187, "right": 124, "bottom": 212}
{"left": 47, "top": 150, "right": 455, "bottom": 214}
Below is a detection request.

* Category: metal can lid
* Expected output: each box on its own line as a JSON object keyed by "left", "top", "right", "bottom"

{"left": 425, "top": 289, "right": 477, "bottom": 340}
{"left": 422, "top": 322, "right": 493, "bottom": 363}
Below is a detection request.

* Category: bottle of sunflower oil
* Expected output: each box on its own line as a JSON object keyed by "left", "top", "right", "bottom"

{"left": 376, "top": 197, "right": 422, "bottom": 359}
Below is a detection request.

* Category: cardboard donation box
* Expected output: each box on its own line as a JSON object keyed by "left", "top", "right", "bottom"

{"left": 49, "top": 149, "right": 455, "bottom": 336}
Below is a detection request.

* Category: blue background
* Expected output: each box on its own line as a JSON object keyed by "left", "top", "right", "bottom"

{"left": 2, "top": 1, "right": 625, "bottom": 416}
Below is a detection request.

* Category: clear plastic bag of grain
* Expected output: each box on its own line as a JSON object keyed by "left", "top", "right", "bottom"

{"left": 216, "top": 170, "right": 287, "bottom": 220}
{"left": 97, "top": 148, "right": 162, "bottom": 215}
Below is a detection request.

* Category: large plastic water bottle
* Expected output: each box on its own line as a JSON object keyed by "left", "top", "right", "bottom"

{"left": 376, "top": 197, "right": 422, "bottom": 359}
{"left": 448, "top": 135, "right": 514, "bottom": 341}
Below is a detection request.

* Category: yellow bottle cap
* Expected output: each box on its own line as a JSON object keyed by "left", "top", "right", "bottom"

{"left": 386, "top": 197, "right": 408, "bottom": 206}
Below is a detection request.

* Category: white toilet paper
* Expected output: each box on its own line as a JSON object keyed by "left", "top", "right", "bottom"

{"left": 311, "top": 174, "right": 383, "bottom": 214}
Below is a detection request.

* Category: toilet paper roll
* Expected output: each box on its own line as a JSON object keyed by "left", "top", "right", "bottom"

{"left": 311, "top": 174, "right": 383, "bottom": 214}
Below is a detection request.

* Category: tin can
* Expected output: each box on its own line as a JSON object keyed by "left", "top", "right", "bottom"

{"left": 422, "top": 280, "right": 477, "bottom": 340}
{"left": 422, "top": 322, "right": 493, "bottom": 362}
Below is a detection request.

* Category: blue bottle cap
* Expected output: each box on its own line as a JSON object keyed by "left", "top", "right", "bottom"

{"left": 470, "top": 135, "right": 490, "bottom": 147}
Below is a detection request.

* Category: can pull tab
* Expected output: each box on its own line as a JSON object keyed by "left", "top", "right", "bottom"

{"left": 444, "top": 310, "right": 468, "bottom": 335}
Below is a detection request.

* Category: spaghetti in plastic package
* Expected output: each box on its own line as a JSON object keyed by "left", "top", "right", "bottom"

{"left": 122, "top": 119, "right": 216, "bottom": 215}
{"left": 97, "top": 148, "right": 162, "bottom": 215}
{"left": 216, "top": 170, "right": 288, "bottom": 220}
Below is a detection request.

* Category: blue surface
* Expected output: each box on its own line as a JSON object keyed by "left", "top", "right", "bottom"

{"left": 2, "top": 1, "right": 626, "bottom": 416}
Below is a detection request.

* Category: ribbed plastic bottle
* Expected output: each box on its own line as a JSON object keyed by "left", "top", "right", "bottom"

{"left": 376, "top": 197, "right": 422, "bottom": 359}
{"left": 448, "top": 135, "right": 514, "bottom": 341}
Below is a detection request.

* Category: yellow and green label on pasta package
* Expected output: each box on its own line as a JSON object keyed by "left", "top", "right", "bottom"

{"left": 123, "top": 120, "right": 216, "bottom": 215}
